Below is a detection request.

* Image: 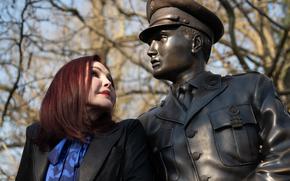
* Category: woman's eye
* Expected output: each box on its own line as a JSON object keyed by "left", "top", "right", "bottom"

{"left": 107, "top": 76, "right": 112, "bottom": 82}
{"left": 107, "top": 75, "right": 115, "bottom": 88}
{"left": 91, "top": 71, "right": 99, "bottom": 77}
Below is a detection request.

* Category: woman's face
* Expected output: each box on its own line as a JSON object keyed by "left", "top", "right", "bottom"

{"left": 87, "top": 62, "right": 116, "bottom": 112}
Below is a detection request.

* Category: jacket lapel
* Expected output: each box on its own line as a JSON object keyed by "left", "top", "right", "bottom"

{"left": 184, "top": 73, "right": 228, "bottom": 126}
{"left": 156, "top": 90, "right": 187, "bottom": 124}
{"left": 79, "top": 126, "right": 123, "bottom": 181}
{"left": 33, "top": 146, "right": 49, "bottom": 180}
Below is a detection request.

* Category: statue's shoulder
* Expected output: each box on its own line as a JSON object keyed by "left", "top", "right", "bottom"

{"left": 138, "top": 106, "right": 158, "bottom": 121}
{"left": 223, "top": 71, "right": 274, "bottom": 90}
{"left": 224, "top": 71, "right": 263, "bottom": 80}
{"left": 137, "top": 106, "right": 160, "bottom": 134}
{"left": 233, "top": 71, "right": 260, "bottom": 76}
{"left": 138, "top": 95, "right": 166, "bottom": 120}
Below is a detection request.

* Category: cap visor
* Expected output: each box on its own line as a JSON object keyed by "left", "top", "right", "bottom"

{"left": 139, "top": 24, "right": 181, "bottom": 43}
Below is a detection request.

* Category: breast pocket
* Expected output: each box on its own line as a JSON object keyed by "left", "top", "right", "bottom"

{"left": 209, "top": 104, "right": 259, "bottom": 166}
{"left": 151, "top": 126, "right": 179, "bottom": 181}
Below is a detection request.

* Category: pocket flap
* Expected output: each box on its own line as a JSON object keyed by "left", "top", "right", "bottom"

{"left": 209, "top": 104, "right": 257, "bottom": 130}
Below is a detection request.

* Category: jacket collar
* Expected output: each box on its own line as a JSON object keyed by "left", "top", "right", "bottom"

{"left": 156, "top": 71, "right": 228, "bottom": 126}
{"left": 187, "top": 71, "right": 220, "bottom": 89}
{"left": 156, "top": 89, "right": 187, "bottom": 124}
{"left": 33, "top": 145, "right": 49, "bottom": 180}
{"left": 78, "top": 125, "right": 123, "bottom": 181}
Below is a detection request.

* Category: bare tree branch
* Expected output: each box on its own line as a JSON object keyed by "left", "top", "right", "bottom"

{"left": 246, "top": 0, "right": 289, "bottom": 31}
{"left": 279, "top": 90, "right": 290, "bottom": 96}
{"left": 233, "top": 0, "right": 273, "bottom": 66}
{"left": 48, "top": 0, "right": 153, "bottom": 76}
{"left": 267, "top": 29, "right": 289, "bottom": 77}
{"left": 118, "top": 90, "right": 167, "bottom": 97}
{"left": 219, "top": 0, "right": 250, "bottom": 71}
{"left": 112, "top": 0, "right": 145, "bottom": 18}
{"left": 49, "top": 0, "right": 85, "bottom": 23}
{"left": 1, "top": 0, "right": 32, "bottom": 125}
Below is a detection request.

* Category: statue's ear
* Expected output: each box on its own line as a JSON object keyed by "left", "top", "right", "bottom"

{"left": 191, "top": 35, "right": 202, "bottom": 54}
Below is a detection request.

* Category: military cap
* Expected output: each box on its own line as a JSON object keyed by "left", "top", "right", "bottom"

{"left": 139, "top": 0, "right": 224, "bottom": 44}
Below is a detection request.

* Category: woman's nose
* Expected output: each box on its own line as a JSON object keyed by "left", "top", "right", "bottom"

{"left": 103, "top": 77, "right": 112, "bottom": 88}
{"left": 147, "top": 40, "right": 158, "bottom": 57}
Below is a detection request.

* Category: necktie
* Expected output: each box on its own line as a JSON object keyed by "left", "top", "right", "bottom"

{"left": 177, "top": 84, "right": 194, "bottom": 110}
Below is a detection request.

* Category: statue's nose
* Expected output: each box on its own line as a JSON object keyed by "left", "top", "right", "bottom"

{"left": 147, "top": 40, "right": 158, "bottom": 57}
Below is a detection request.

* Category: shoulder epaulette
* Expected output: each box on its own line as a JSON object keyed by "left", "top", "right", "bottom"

{"left": 230, "top": 71, "right": 261, "bottom": 77}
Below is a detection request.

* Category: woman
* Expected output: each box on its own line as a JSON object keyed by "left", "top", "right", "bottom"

{"left": 16, "top": 55, "right": 153, "bottom": 181}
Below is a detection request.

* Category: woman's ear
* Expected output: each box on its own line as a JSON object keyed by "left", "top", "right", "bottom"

{"left": 191, "top": 35, "right": 203, "bottom": 54}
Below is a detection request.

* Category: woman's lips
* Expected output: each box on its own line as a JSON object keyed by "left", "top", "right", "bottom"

{"left": 99, "top": 90, "right": 111, "bottom": 97}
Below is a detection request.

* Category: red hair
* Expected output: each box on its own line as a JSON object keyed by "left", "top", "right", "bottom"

{"left": 38, "top": 55, "right": 114, "bottom": 147}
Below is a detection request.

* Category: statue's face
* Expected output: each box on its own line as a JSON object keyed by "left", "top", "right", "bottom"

{"left": 146, "top": 26, "right": 194, "bottom": 82}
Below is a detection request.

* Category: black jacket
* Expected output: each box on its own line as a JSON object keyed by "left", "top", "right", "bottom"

{"left": 139, "top": 71, "right": 290, "bottom": 181}
{"left": 16, "top": 119, "right": 154, "bottom": 181}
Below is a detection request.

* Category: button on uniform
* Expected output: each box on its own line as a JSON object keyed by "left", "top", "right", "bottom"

{"left": 205, "top": 76, "right": 219, "bottom": 89}
{"left": 192, "top": 152, "right": 202, "bottom": 160}
{"left": 229, "top": 105, "right": 239, "bottom": 115}
{"left": 229, "top": 105, "right": 243, "bottom": 128}
{"left": 160, "top": 99, "right": 166, "bottom": 107}
{"left": 200, "top": 175, "right": 210, "bottom": 181}
{"left": 186, "top": 130, "right": 197, "bottom": 138}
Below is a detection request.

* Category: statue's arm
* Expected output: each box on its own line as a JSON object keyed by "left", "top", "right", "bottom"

{"left": 246, "top": 74, "right": 290, "bottom": 180}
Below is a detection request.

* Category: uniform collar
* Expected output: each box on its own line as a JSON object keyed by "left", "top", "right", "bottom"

{"left": 172, "top": 71, "right": 219, "bottom": 91}
{"left": 188, "top": 71, "right": 221, "bottom": 89}
{"left": 157, "top": 71, "right": 227, "bottom": 125}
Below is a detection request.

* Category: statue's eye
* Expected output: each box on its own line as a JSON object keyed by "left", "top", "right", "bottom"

{"left": 160, "top": 34, "right": 168, "bottom": 42}
{"left": 147, "top": 39, "right": 153, "bottom": 45}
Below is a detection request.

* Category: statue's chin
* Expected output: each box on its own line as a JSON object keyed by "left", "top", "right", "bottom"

{"left": 152, "top": 71, "right": 165, "bottom": 79}
{"left": 153, "top": 72, "right": 174, "bottom": 82}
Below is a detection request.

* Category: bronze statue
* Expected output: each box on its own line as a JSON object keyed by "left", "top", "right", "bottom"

{"left": 138, "top": 0, "right": 290, "bottom": 180}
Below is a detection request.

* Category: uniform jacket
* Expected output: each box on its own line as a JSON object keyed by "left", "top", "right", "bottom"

{"left": 139, "top": 71, "right": 290, "bottom": 181}
{"left": 16, "top": 119, "right": 154, "bottom": 181}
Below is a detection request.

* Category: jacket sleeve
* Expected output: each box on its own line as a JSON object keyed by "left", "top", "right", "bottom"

{"left": 123, "top": 119, "right": 154, "bottom": 181}
{"left": 15, "top": 124, "right": 35, "bottom": 181}
{"left": 246, "top": 74, "right": 290, "bottom": 180}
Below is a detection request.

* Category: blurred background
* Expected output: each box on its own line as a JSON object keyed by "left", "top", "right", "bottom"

{"left": 0, "top": 0, "right": 289, "bottom": 180}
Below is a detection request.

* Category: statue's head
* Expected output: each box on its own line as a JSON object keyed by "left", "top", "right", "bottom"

{"left": 139, "top": 0, "right": 224, "bottom": 82}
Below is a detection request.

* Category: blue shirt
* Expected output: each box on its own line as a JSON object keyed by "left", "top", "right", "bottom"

{"left": 45, "top": 138, "right": 91, "bottom": 181}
